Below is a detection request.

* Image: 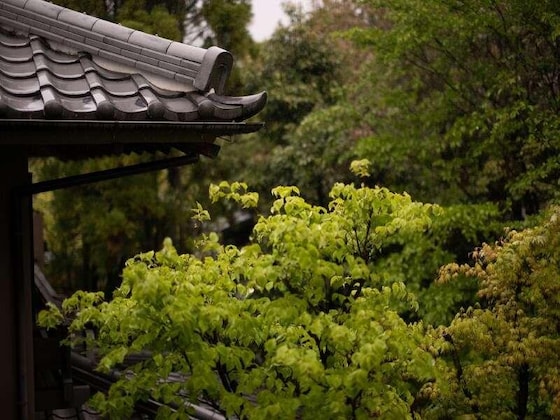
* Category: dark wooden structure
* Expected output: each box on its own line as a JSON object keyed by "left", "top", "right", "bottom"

{"left": 0, "top": 0, "right": 265, "bottom": 417}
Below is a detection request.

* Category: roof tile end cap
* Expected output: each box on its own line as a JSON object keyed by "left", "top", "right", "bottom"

{"left": 194, "top": 46, "right": 233, "bottom": 94}
{"left": 209, "top": 91, "right": 268, "bottom": 121}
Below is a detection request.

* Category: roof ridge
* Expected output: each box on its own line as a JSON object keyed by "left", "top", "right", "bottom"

{"left": 0, "top": 0, "right": 233, "bottom": 93}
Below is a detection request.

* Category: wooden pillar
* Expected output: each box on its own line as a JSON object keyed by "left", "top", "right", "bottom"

{"left": 0, "top": 147, "right": 34, "bottom": 418}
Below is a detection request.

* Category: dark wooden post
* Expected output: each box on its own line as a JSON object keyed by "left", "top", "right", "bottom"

{"left": 0, "top": 147, "right": 34, "bottom": 418}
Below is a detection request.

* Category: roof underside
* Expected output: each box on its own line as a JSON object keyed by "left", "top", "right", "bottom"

{"left": 0, "top": 0, "right": 266, "bottom": 159}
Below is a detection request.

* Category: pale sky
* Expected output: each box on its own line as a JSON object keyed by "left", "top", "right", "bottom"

{"left": 249, "top": 0, "right": 312, "bottom": 42}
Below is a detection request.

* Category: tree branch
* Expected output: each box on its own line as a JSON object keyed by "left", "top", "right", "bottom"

{"left": 443, "top": 332, "right": 479, "bottom": 414}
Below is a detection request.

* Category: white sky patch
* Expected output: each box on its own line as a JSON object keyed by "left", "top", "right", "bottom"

{"left": 249, "top": 0, "right": 313, "bottom": 42}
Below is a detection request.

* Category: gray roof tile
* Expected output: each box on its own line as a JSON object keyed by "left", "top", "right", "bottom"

{"left": 103, "top": 36, "right": 142, "bottom": 55}
{"left": 0, "top": 58, "right": 35, "bottom": 77}
{"left": 85, "top": 37, "right": 120, "bottom": 55}
{"left": 50, "top": 25, "right": 86, "bottom": 43}
{"left": 30, "top": 26, "right": 64, "bottom": 44}
{"left": 101, "top": 78, "right": 139, "bottom": 96}
{"left": 97, "top": 48, "right": 136, "bottom": 67}
{"left": 0, "top": 0, "right": 266, "bottom": 154}
{"left": 0, "top": 72, "right": 39, "bottom": 95}
{"left": 24, "top": 0, "right": 63, "bottom": 19}
{"left": 2, "top": 0, "right": 29, "bottom": 8}
{"left": 166, "top": 42, "right": 206, "bottom": 62}
{"left": 128, "top": 31, "right": 171, "bottom": 54}
{"left": 0, "top": 42, "right": 32, "bottom": 61}
{"left": 119, "top": 48, "right": 159, "bottom": 67}
{"left": 0, "top": 30, "right": 26, "bottom": 47}
{"left": 1, "top": 90, "right": 43, "bottom": 114}
{"left": 0, "top": 26, "right": 266, "bottom": 122}
{"left": 91, "top": 19, "right": 133, "bottom": 42}
{"left": 17, "top": 15, "right": 50, "bottom": 32}
{"left": 44, "top": 74, "right": 90, "bottom": 96}
{"left": 140, "top": 47, "right": 182, "bottom": 66}
{"left": 57, "top": 10, "right": 98, "bottom": 31}
{"left": 0, "top": 16, "right": 28, "bottom": 35}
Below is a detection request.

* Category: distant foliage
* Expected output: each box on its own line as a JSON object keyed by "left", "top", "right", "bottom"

{"left": 32, "top": 156, "right": 191, "bottom": 294}
{"left": 117, "top": 0, "right": 182, "bottom": 40}
{"left": 349, "top": 0, "right": 560, "bottom": 216}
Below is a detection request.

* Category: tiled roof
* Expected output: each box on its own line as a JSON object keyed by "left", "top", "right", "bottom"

{"left": 0, "top": 0, "right": 266, "bottom": 127}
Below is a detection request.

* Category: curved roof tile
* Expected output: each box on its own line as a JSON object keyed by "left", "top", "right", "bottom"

{"left": 0, "top": 0, "right": 266, "bottom": 123}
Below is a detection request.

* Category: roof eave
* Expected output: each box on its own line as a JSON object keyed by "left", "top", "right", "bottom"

{"left": 0, "top": 119, "right": 264, "bottom": 159}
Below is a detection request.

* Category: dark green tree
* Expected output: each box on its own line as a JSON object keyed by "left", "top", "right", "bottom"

{"left": 246, "top": 5, "right": 343, "bottom": 146}
{"left": 347, "top": 0, "right": 560, "bottom": 218}
{"left": 229, "top": 3, "right": 367, "bottom": 208}
{"left": 34, "top": 155, "right": 193, "bottom": 295}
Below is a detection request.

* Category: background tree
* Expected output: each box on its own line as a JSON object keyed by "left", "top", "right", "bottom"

{"left": 347, "top": 0, "right": 560, "bottom": 218}
{"left": 34, "top": 156, "right": 197, "bottom": 295}
{"left": 232, "top": 2, "right": 369, "bottom": 207}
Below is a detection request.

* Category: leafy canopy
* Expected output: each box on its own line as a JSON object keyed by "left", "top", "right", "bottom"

{"left": 40, "top": 173, "right": 442, "bottom": 418}
{"left": 349, "top": 0, "right": 560, "bottom": 216}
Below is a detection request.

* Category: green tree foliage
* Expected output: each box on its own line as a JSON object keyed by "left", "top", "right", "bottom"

{"left": 41, "top": 178, "right": 447, "bottom": 418}
{"left": 201, "top": 0, "right": 252, "bottom": 55}
{"left": 34, "top": 156, "right": 198, "bottom": 294}
{"left": 372, "top": 201, "right": 502, "bottom": 326}
{"left": 199, "top": 0, "right": 254, "bottom": 92}
{"left": 233, "top": 3, "right": 368, "bottom": 207}
{"left": 245, "top": 5, "right": 344, "bottom": 145}
{"left": 264, "top": 105, "right": 360, "bottom": 206}
{"left": 348, "top": 0, "right": 560, "bottom": 217}
{"left": 116, "top": 0, "right": 183, "bottom": 40}
{"left": 430, "top": 206, "right": 560, "bottom": 418}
